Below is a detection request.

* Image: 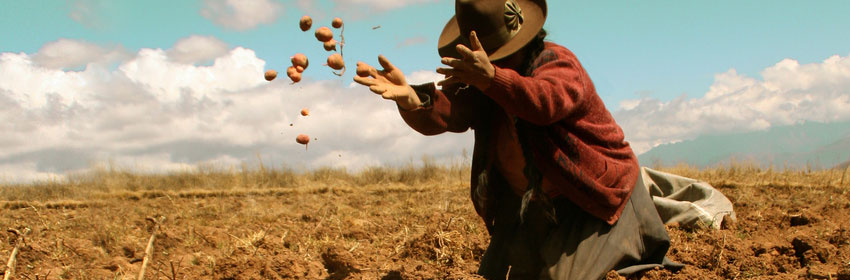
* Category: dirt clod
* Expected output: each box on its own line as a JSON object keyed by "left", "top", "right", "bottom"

{"left": 789, "top": 213, "right": 815, "bottom": 226}
{"left": 322, "top": 245, "right": 360, "bottom": 279}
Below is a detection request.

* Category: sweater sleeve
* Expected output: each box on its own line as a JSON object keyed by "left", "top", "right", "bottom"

{"left": 483, "top": 47, "right": 589, "bottom": 126}
{"left": 398, "top": 82, "right": 476, "bottom": 136}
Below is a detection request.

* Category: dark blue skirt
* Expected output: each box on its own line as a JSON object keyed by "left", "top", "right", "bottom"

{"left": 477, "top": 175, "right": 681, "bottom": 279}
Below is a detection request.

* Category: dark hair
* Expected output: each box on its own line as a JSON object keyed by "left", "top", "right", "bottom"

{"left": 519, "top": 28, "right": 548, "bottom": 76}
{"left": 516, "top": 28, "right": 556, "bottom": 223}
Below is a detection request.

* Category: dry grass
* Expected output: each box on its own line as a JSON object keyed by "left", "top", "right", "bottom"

{"left": 656, "top": 161, "right": 850, "bottom": 189}
{"left": 1, "top": 160, "right": 849, "bottom": 279}
{"left": 0, "top": 156, "right": 470, "bottom": 202}
{"left": 3, "top": 158, "right": 846, "bottom": 203}
{"left": 0, "top": 160, "right": 483, "bottom": 279}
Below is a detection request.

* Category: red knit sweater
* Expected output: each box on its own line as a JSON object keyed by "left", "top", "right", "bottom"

{"left": 400, "top": 42, "right": 639, "bottom": 225}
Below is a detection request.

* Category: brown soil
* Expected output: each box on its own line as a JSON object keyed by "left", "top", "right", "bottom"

{"left": 2, "top": 182, "right": 849, "bottom": 279}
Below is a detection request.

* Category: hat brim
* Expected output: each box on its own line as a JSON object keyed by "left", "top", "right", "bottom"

{"left": 438, "top": 0, "right": 546, "bottom": 61}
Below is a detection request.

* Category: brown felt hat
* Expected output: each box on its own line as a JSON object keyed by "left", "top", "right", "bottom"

{"left": 438, "top": 0, "right": 547, "bottom": 61}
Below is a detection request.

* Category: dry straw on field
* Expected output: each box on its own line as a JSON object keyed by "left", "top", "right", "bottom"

{"left": 657, "top": 160, "right": 850, "bottom": 189}
{"left": 1, "top": 158, "right": 848, "bottom": 279}
{"left": 0, "top": 156, "right": 470, "bottom": 203}
{"left": 1, "top": 158, "right": 848, "bottom": 204}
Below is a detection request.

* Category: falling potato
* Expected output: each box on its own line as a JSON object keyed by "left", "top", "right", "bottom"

{"left": 264, "top": 70, "right": 277, "bottom": 81}
{"left": 332, "top": 17, "right": 343, "bottom": 29}
{"left": 300, "top": 15, "right": 312, "bottom": 31}
{"left": 301, "top": 108, "right": 309, "bottom": 116}
{"left": 315, "top": 27, "right": 333, "bottom": 42}
{"left": 323, "top": 39, "right": 337, "bottom": 51}
{"left": 296, "top": 134, "right": 310, "bottom": 150}
{"left": 326, "top": 53, "right": 344, "bottom": 70}
{"left": 291, "top": 53, "right": 309, "bottom": 70}
{"left": 355, "top": 62, "right": 371, "bottom": 77}
{"left": 287, "top": 66, "right": 301, "bottom": 83}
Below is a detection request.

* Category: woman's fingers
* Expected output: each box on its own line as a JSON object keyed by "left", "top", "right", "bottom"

{"left": 353, "top": 76, "right": 377, "bottom": 86}
{"left": 440, "top": 57, "right": 468, "bottom": 70}
{"left": 469, "top": 31, "right": 484, "bottom": 52}
{"left": 368, "top": 66, "right": 379, "bottom": 78}
{"left": 378, "top": 55, "right": 396, "bottom": 71}
{"left": 369, "top": 85, "right": 387, "bottom": 95}
{"left": 381, "top": 91, "right": 396, "bottom": 100}
{"left": 437, "top": 76, "right": 462, "bottom": 87}
{"left": 356, "top": 61, "right": 379, "bottom": 78}
{"left": 435, "top": 67, "right": 459, "bottom": 76}
{"left": 456, "top": 44, "right": 476, "bottom": 62}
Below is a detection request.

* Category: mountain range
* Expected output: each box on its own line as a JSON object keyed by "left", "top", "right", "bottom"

{"left": 637, "top": 120, "right": 850, "bottom": 170}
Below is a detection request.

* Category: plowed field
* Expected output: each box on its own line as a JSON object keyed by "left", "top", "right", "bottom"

{"left": 2, "top": 169, "right": 849, "bottom": 279}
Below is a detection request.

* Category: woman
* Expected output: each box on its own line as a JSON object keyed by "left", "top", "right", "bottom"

{"left": 354, "top": 0, "right": 677, "bottom": 278}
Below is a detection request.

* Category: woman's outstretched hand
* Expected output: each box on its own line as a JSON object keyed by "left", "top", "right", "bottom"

{"left": 353, "top": 55, "right": 422, "bottom": 110}
{"left": 436, "top": 30, "right": 495, "bottom": 91}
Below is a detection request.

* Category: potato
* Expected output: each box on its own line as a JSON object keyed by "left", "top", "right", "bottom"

{"left": 296, "top": 134, "right": 310, "bottom": 150}
{"left": 326, "top": 53, "right": 344, "bottom": 70}
{"left": 299, "top": 15, "right": 312, "bottom": 31}
{"left": 291, "top": 53, "right": 309, "bottom": 69}
{"left": 264, "top": 69, "right": 277, "bottom": 81}
{"left": 287, "top": 66, "right": 301, "bottom": 83}
{"left": 323, "top": 39, "right": 337, "bottom": 51}
{"left": 355, "top": 62, "right": 371, "bottom": 77}
{"left": 332, "top": 17, "right": 343, "bottom": 29}
{"left": 315, "top": 27, "right": 333, "bottom": 42}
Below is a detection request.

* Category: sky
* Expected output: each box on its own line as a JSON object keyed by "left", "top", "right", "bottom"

{"left": 1, "top": 0, "right": 849, "bottom": 182}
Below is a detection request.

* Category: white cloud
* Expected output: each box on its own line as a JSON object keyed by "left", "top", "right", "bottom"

{"left": 407, "top": 70, "right": 442, "bottom": 85}
{"left": 294, "top": 0, "right": 325, "bottom": 20}
{"left": 32, "top": 39, "right": 130, "bottom": 70}
{"left": 201, "top": 0, "right": 283, "bottom": 31}
{"left": 615, "top": 54, "right": 850, "bottom": 154}
{"left": 332, "top": 0, "right": 437, "bottom": 12}
{"left": 0, "top": 36, "right": 473, "bottom": 183}
{"left": 0, "top": 162, "right": 64, "bottom": 184}
{"left": 167, "top": 35, "right": 230, "bottom": 65}
{"left": 120, "top": 47, "right": 265, "bottom": 103}
{"left": 68, "top": 0, "right": 111, "bottom": 29}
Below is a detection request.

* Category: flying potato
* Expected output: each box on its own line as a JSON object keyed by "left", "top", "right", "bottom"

{"left": 291, "top": 53, "right": 309, "bottom": 70}
{"left": 299, "top": 15, "right": 312, "bottom": 31}
{"left": 323, "top": 39, "right": 337, "bottom": 51}
{"left": 326, "top": 53, "right": 344, "bottom": 70}
{"left": 264, "top": 69, "right": 277, "bottom": 81}
{"left": 315, "top": 27, "right": 333, "bottom": 42}
{"left": 296, "top": 134, "right": 310, "bottom": 150}
{"left": 287, "top": 66, "right": 301, "bottom": 83}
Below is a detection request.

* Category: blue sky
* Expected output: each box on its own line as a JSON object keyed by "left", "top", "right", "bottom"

{"left": 4, "top": 0, "right": 848, "bottom": 105}
{"left": 2, "top": 0, "right": 849, "bottom": 182}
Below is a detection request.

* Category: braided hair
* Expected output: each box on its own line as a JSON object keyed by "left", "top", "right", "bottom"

{"left": 514, "top": 28, "right": 558, "bottom": 223}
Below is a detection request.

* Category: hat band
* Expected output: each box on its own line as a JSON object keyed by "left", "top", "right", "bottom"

{"left": 477, "top": 0, "right": 523, "bottom": 53}
{"left": 505, "top": 0, "right": 523, "bottom": 34}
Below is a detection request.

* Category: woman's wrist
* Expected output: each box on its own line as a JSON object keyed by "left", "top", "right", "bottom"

{"left": 398, "top": 86, "right": 422, "bottom": 110}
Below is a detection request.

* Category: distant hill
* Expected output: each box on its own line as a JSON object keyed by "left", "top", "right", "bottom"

{"left": 638, "top": 121, "right": 850, "bottom": 170}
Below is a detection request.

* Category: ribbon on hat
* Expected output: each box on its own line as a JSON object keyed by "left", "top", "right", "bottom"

{"left": 505, "top": 0, "right": 523, "bottom": 36}
{"left": 463, "top": 0, "right": 526, "bottom": 55}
